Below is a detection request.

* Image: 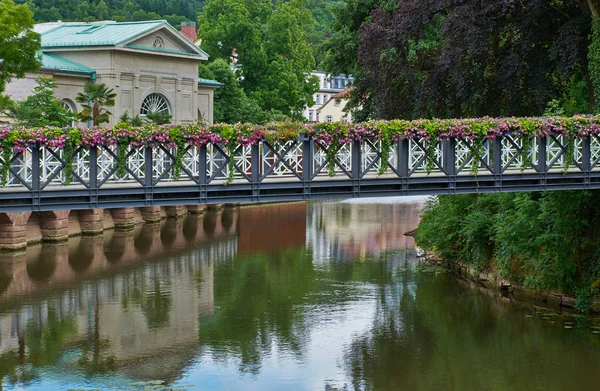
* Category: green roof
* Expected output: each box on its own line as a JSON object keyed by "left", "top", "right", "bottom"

{"left": 40, "top": 52, "right": 95, "bottom": 75}
{"left": 39, "top": 20, "right": 166, "bottom": 48}
{"left": 198, "top": 78, "right": 223, "bottom": 87}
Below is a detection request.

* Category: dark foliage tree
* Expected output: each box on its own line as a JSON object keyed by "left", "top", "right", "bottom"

{"left": 326, "top": 0, "right": 594, "bottom": 120}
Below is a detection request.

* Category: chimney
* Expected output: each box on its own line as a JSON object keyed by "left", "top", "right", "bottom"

{"left": 180, "top": 21, "right": 197, "bottom": 42}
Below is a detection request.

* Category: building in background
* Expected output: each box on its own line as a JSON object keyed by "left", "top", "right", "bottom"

{"left": 316, "top": 87, "right": 353, "bottom": 123}
{"left": 4, "top": 20, "right": 221, "bottom": 126}
{"left": 303, "top": 71, "right": 353, "bottom": 123}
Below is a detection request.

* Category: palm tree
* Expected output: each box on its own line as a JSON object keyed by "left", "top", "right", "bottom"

{"left": 75, "top": 83, "right": 117, "bottom": 126}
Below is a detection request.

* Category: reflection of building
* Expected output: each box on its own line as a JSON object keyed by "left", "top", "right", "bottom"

{"left": 4, "top": 20, "right": 221, "bottom": 126}
{"left": 303, "top": 71, "right": 353, "bottom": 123}
{"left": 307, "top": 200, "right": 424, "bottom": 261}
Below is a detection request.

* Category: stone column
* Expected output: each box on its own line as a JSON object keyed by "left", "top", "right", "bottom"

{"left": 77, "top": 209, "right": 104, "bottom": 235}
{"left": 110, "top": 208, "right": 136, "bottom": 229}
{"left": 0, "top": 212, "right": 31, "bottom": 251}
{"left": 140, "top": 206, "right": 163, "bottom": 223}
{"left": 37, "top": 210, "right": 70, "bottom": 242}
{"left": 164, "top": 206, "right": 187, "bottom": 219}
{"left": 186, "top": 205, "right": 204, "bottom": 215}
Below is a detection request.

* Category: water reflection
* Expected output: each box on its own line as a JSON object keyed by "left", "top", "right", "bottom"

{"left": 1, "top": 199, "right": 599, "bottom": 391}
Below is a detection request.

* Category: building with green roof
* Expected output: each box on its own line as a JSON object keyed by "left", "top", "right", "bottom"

{"left": 5, "top": 20, "right": 221, "bottom": 125}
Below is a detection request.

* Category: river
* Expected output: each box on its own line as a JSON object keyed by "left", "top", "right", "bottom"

{"left": 0, "top": 199, "right": 599, "bottom": 391}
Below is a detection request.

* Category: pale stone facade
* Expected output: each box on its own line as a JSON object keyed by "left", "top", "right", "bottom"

{"left": 302, "top": 71, "right": 353, "bottom": 123}
{"left": 4, "top": 20, "right": 221, "bottom": 126}
{"left": 316, "top": 87, "right": 353, "bottom": 123}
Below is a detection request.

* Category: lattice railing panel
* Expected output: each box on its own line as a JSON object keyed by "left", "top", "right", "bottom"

{"left": 313, "top": 142, "right": 352, "bottom": 178}
{"left": 501, "top": 136, "right": 537, "bottom": 171}
{"left": 408, "top": 140, "right": 443, "bottom": 174}
{"left": 262, "top": 141, "right": 303, "bottom": 180}
{"left": 455, "top": 139, "right": 492, "bottom": 174}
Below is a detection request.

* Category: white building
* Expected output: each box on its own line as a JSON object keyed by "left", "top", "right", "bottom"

{"left": 303, "top": 71, "right": 353, "bottom": 123}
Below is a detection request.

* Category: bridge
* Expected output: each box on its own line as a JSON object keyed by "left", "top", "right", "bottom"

{"left": 0, "top": 133, "right": 598, "bottom": 212}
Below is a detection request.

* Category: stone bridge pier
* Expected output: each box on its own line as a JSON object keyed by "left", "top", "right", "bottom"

{"left": 0, "top": 205, "right": 223, "bottom": 251}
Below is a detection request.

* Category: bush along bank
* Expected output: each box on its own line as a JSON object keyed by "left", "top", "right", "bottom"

{"left": 414, "top": 192, "right": 600, "bottom": 313}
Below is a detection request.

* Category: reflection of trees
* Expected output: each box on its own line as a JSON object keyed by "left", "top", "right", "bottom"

{"left": 78, "top": 297, "right": 118, "bottom": 375}
{"left": 198, "top": 249, "right": 315, "bottom": 373}
{"left": 342, "top": 262, "right": 600, "bottom": 390}
{"left": 140, "top": 277, "right": 172, "bottom": 329}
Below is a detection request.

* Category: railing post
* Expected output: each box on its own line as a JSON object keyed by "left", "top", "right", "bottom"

{"left": 31, "top": 144, "right": 40, "bottom": 191}
{"left": 352, "top": 140, "right": 362, "bottom": 180}
{"left": 144, "top": 146, "right": 153, "bottom": 205}
{"left": 89, "top": 146, "right": 98, "bottom": 189}
{"left": 251, "top": 143, "right": 260, "bottom": 202}
{"left": 492, "top": 136, "right": 503, "bottom": 175}
{"left": 198, "top": 144, "right": 207, "bottom": 204}
{"left": 397, "top": 139, "right": 409, "bottom": 178}
{"left": 198, "top": 144, "right": 207, "bottom": 185}
{"left": 538, "top": 135, "right": 547, "bottom": 173}
{"left": 582, "top": 136, "right": 591, "bottom": 172}
{"left": 443, "top": 138, "right": 456, "bottom": 176}
{"left": 301, "top": 134, "right": 313, "bottom": 199}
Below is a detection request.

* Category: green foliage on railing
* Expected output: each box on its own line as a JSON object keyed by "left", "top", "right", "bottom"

{"left": 1, "top": 116, "right": 600, "bottom": 186}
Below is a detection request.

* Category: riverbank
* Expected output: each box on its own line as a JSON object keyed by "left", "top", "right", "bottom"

{"left": 421, "top": 252, "right": 600, "bottom": 315}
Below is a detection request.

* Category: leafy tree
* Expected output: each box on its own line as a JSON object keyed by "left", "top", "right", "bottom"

{"left": 0, "top": 0, "right": 41, "bottom": 96}
{"left": 199, "top": 59, "right": 263, "bottom": 123}
{"left": 6, "top": 77, "right": 74, "bottom": 127}
{"left": 75, "top": 82, "right": 116, "bottom": 126}
{"left": 198, "top": 0, "right": 318, "bottom": 120}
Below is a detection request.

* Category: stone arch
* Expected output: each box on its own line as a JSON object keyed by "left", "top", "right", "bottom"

{"left": 182, "top": 215, "right": 199, "bottom": 243}
{"left": 134, "top": 223, "right": 158, "bottom": 256}
{"left": 221, "top": 208, "right": 234, "bottom": 232}
{"left": 203, "top": 210, "right": 217, "bottom": 236}
{"left": 68, "top": 238, "right": 95, "bottom": 273}
{"left": 104, "top": 234, "right": 127, "bottom": 263}
{"left": 26, "top": 254, "right": 57, "bottom": 282}
{"left": 160, "top": 219, "right": 178, "bottom": 248}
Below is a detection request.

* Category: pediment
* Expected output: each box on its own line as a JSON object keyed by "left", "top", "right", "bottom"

{"left": 121, "top": 25, "right": 207, "bottom": 59}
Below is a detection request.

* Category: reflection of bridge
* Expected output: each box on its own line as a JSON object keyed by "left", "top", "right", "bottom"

{"left": 0, "top": 203, "right": 308, "bottom": 383}
{"left": 1, "top": 135, "right": 598, "bottom": 213}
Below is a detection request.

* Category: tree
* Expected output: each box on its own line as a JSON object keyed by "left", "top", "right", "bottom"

{"left": 75, "top": 82, "right": 116, "bottom": 126}
{"left": 198, "top": 0, "right": 318, "bottom": 120}
{"left": 199, "top": 59, "right": 263, "bottom": 123}
{"left": 6, "top": 77, "right": 74, "bottom": 127}
{"left": 0, "top": 0, "right": 41, "bottom": 96}
{"left": 324, "top": 0, "right": 592, "bottom": 120}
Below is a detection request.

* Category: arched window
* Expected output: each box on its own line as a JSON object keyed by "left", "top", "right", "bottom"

{"left": 61, "top": 99, "right": 76, "bottom": 127}
{"left": 140, "top": 93, "right": 170, "bottom": 116}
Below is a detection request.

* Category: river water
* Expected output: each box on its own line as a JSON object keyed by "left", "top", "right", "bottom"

{"left": 1, "top": 199, "right": 600, "bottom": 391}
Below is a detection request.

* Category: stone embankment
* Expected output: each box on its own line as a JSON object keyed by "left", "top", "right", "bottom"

{"left": 421, "top": 252, "right": 600, "bottom": 313}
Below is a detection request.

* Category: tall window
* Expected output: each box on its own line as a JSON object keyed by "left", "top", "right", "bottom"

{"left": 316, "top": 94, "right": 321, "bottom": 105}
{"left": 323, "top": 94, "right": 328, "bottom": 103}
{"left": 141, "top": 93, "right": 170, "bottom": 116}
{"left": 309, "top": 110, "right": 314, "bottom": 122}
{"left": 61, "top": 99, "right": 76, "bottom": 127}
